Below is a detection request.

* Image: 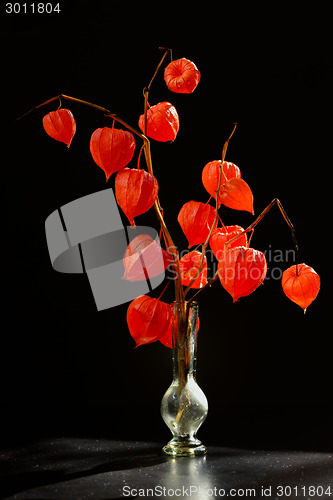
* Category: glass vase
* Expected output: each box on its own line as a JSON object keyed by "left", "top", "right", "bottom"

{"left": 161, "top": 301, "right": 208, "bottom": 457}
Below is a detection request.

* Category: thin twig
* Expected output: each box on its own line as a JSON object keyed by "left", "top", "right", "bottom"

{"left": 189, "top": 198, "right": 299, "bottom": 302}
{"left": 190, "top": 197, "right": 300, "bottom": 302}
{"left": 17, "top": 93, "right": 147, "bottom": 141}
{"left": 17, "top": 90, "right": 183, "bottom": 298}
{"left": 224, "top": 198, "right": 299, "bottom": 273}
{"left": 141, "top": 52, "right": 184, "bottom": 306}
{"left": 142, "top": 50, "right": 184, "bottom": 305}
{"left": 184, "top": 123, "right": 237, "bottom": 296}
{"left": 144, "top": 47, "right": 172, "bottom": 93}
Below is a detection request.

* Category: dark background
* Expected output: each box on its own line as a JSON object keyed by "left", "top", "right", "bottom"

{"left": 1, "top": 3, "right": 331, "bottom": 451}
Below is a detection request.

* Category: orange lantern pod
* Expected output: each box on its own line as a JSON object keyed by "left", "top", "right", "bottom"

{"left": 179, "top": 251, "right": 208, "bottom": 289}
{"left": 209, "top": 225, "right": 248, "bottom": 260}
{"left": 164, "top": 58, "right": 201, "bottom": 94}
{"left": 115, "top": 168, "right": 159, "bottom": 226}
{"left": 202, "top": 161, "right": 241, "bottom": 204}
{"left": 42, "top": 108, "right": 76, "bottom": 147}
{"left": 282, "top": 264, "right": 320, "bottom": 312}
{"left": 90, "top": 127, "right": 135, "bottom": 181}
{"left": 126, "top": 295, "right": 172, "bottom": 347}
{"left": 159, "top": 321, "right": 173, "bottom": 349}
{"left": 218, "top": 246, "right": 267, "bottom": 302}
{"left": 138, "top": 102, "right": 179, "bottom": 142}
{"left": 219, "top": 178, "right": 254, "bottom": 214}
{"left": 178, "top": 201, "right": 217, "bottom": 248}
{"left": 123, "top": 234, "right": 171, "bottom": 282}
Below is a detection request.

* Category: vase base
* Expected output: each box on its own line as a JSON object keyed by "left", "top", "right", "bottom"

{"left": 162, "top": 437, "right": 207, "bottom": 457}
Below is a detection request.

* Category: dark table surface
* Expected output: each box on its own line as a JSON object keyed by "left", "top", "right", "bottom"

{"left": 0, "top": 438, "right": 332, "bottom": 499}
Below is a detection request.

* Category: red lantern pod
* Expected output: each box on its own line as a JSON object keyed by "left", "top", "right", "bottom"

{"left": 179, "top": 251, "right": 208, "bottom": 289}
{"left": 282, "top": 263, "right": 320, "bottom": 312}
{"left": 123, "top": 234, "right": 171, "bottom": 282}
{"left": 138, "top": 102, "right": 179, "bottom": 142}
{"left": 90, "top": 127, "right": 135, "bottom": 181}
{"left": 126, "top": 295, "right": 172, "bottom": 347}
{"left": 218, "top": 246, "right": 267, "bottom": 302}
{"left": 42, "top": 108, "right": 76, "bottom": 147}
{"left": 209, "top": 225, "right": 248, "bottom": 260}
{"left": 115, "top": 168, "right": 159, "bottom": 226}
{"left": 178, "top": 201, "right": 217, "bottom": 248}
{"left": 164, "top": 58, "right": 201, "bottom": 94}
{"left": 219, "top": 178, "right": 254, "bottom": 214}
{"left": 202, "top": 161, "right": 241, "bottom": 204}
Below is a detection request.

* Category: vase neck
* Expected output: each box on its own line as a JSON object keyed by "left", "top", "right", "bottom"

{"left": 172, "top": 302, "right": 199, "bottom": 383}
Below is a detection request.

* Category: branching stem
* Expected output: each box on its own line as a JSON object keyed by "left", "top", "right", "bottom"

{"left": 184, "top": 123, "right": 237, "bottom": 296}
{"left": 17, "top": 93, "right": 147, "bottom": 141}
{"left": 189, "top": 197, "right": 299, "bottom": 302}
{"left": 144, "top": 47, "right": 172, "bottom": 94}
{"left": 17, "top": 91, "right": 182, "bottom": 303}
{"left": 224, "top": 197, "right": 299, "bottom": 273}
{"left": 142, "top": 48, "right": 184, "bottom": 307}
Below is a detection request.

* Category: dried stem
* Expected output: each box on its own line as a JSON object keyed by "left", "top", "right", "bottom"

{"left": 184, "top": 123, "right": 237, "bottom": 296}
{"left": 142, "top": 49, "right": 184, "bottom": 307}
{"left": 224, "top": 198, "right": 299, "bottom": 274}
{"left": 143, "top": 48, "right": 171, "bottom": 137}
{"left": 189, "top": 197, "right": 300, "bottom": 302}
{"left": 17, "top": 94, "right": 147, "bottom": 142}
{"left": 17, "top": 91, "right": 183, "bottom": 303}
{"left": 144, "top": 47, "right": 172, "bottom": 94}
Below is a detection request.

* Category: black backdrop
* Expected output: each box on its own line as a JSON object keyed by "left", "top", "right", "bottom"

{"left": 1, "top": 3, "right": 331, "bottom": 450}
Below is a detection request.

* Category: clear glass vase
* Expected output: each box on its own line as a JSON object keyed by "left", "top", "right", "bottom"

{"left": 161, "top": 301, "right": 208, "bottom": 457}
